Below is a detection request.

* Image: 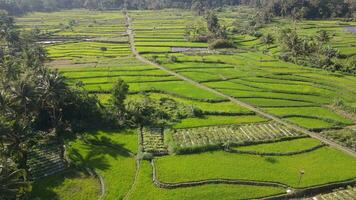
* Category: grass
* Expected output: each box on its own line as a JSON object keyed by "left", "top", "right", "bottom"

{"left": 146, "top": 93, "right": 254, "bottom": 114}
{"left": 155, "top": 147, "right": 356, "bottom": 188}
{"left": 285, "top": 117, "right": 336, "bottom": 129}
{"left": 67, "top": 130, "right": 138, "bottom": 200}
{"left": 127, "top": 161, "right": 285, "bottom": 200}
{"left": 174, "top": 115, "right": 268, "bottom": 129}
{"left": 28, "top": 169, "right": 100, "bottom": 200}
{"left": 233, "top": 138, "right": 323, "bottom": 153}
{"left": 265, "top": 107, "right": 353, "bottom": 126}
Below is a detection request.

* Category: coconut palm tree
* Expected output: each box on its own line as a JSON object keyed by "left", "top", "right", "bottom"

{"left": 37, "top": 69, "right": 68, "bottom": 130}
{"left": 0, "top": 159, "right": 30, "bottom": 200}
{"left": 7, "top": 73, "right": 37, "bottom": 118}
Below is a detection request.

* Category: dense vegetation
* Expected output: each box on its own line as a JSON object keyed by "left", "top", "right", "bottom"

{"left": 246, "top": 0, "right": 355, "bottom": 19}
{"left": 1, "top": 0, "right": 355, "bottom": 20}
{"left": 1, "top": 1, "right": 355, "bottom": 199}
{"left": 0, "top": 10, "right": 206, "bottom": 199}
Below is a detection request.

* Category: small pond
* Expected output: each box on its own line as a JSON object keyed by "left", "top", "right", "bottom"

{"left": 37, "top": 40, "right": 64, "bottom": 44}
{"left": 171, "top": 47, "right": 208, "bottom": 52}
{"left": 345, "top": 26, "right": 356, "bottom": 33}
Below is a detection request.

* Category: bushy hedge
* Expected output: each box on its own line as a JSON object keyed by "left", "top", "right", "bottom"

{"left": 209, "top": 39, "right": 235, "bottom": 49}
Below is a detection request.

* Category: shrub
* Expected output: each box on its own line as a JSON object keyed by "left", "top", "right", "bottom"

{"left": 251, "top": 31, "right": 263, "bottom": 38}
{"left": 209, "top": 39, "right": 235, "bottom": 49}
{"left": 168, "top": 55, "right": 178, "bottom": 63}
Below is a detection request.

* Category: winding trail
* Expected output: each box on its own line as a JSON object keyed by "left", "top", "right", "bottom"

{"left": 124, "top": 11, "right": 356, "bottom": 157}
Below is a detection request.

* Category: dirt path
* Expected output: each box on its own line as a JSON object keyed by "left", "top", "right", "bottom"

{"left": 124, "top": 12, "right": 356, "bottom": 157}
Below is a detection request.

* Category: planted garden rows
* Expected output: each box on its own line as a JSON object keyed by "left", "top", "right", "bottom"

{"left": 173, "top": 122, "right": 303, "bottom": 149}
{"left": 141, "top": 122, "right": 303, "bottom": 154}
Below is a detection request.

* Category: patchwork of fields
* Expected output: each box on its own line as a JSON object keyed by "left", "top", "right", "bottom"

{"left": 130, "top": 9, "right": 356, "bottom": 131}
{"left": 17, "top": 8, "right": 356, "bottom": 200}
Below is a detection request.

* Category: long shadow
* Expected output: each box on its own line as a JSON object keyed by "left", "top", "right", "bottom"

{"left": 69, "top": 148, "right": 111, "bottom": 171}
{"left": 85, "top": 135, "right": 132, "bottom": 157}
{"left": 68, "top": 129, "right": 135, "bottom": 171}
{"left": 25, "top": 168, "right": 96, "bottom": 200}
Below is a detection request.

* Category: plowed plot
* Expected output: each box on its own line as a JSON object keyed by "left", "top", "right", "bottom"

{"left": 173, "top": 122, "right": 303, "bottom": 149}
{"left": 304, "top": 187, "right": 356, "bottom": 200}
{"left": 142, "top": 128, "right": 168, "bottom": 155}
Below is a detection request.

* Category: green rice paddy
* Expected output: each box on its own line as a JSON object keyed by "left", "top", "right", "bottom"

{"left": 16, "top": 7, "right": 356, "bottom": 200}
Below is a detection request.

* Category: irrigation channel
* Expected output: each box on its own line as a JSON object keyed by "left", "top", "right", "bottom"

{"left": 124, "top": 11, "right": 356, "bottom": 158}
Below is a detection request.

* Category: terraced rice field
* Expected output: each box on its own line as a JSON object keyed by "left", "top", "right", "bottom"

{"left": 130, "top": 9, "right": 356, "bottom": 130}
{"left": 154, "top": 146, "right": 356, "bottom": 188}
{"left": 16, "top": 8, "right": 356, "bottom": 200}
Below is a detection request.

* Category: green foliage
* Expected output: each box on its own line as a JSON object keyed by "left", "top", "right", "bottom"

{"left": 0, "top": 157, "right": 31, "bottom": 200}
{"left": 126, "top": 96, "right": 201, "bottom": 128}
{"left": 209, "top": 39, "right": 235, "bottom": 49}
{"left": 184, "top": 21, "right": 209, "bottom": 42}
{"left": 278, "top": 28, "right": 347, "bottom": 73}
{"left": 323, "top": 129, "right": 356, "bottom": 151}
{"left": 205, "top": 11, "right": 227, "bottom": 39}
{"left": 261, "top": 33, "right": 274, "bottom": 45}
{"left": 110, "top": 79, "right": 129, "bottom": 123}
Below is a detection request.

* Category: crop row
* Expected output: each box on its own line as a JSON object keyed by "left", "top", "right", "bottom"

{"left": 312, "top": 187, "right": 355, "bottom": 200}
{"left": 141, "top": 128, "right": 168, "bottom": 155}
{"left": 173, "top": 123, "right": 302, "bottom": 148}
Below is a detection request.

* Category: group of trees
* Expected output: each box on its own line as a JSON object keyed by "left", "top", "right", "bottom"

{"left": 0, "top": 0, "right": 241, "bottom": 15}
{"left": 0, "top": 10, "right": 106, "bottom": 199}
{"left": 278, "top": 28, "right": 355, "bottom": 73}
{"left": 245, "top": 0, "right": 355, "bottom": 20}
{"left": 1, "top": 0, "right": 355, "bottom": 20}
{"left": 184, "top": 11, "right": 234, "bottom": 49}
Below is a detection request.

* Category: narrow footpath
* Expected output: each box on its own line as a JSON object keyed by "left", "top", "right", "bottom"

{"left": 124, "top": 12, "right": 356, "bottom": 157}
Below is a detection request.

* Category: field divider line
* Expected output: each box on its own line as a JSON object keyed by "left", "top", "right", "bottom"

{"left": 228, "top": 144, "right": 327, "bottom": 156}
{"left": 124, "top": 11, "right": 356, "bottom": 157}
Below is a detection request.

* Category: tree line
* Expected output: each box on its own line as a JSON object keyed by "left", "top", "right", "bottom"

{"left": 0, "top": 0, "right": 239, "bottom": 15}
{"left": 244, "top": 0, "right": 355, "bottom": 19}
{"left": 1, "top": 0, "right": 355, "bottom": 20}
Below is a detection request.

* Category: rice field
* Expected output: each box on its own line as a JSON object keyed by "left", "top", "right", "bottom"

{"left": 129, "top": 9, "right": 356, "bottom": 130}
{"left": 16, "top": 7, "right": 356, "bottom": 200}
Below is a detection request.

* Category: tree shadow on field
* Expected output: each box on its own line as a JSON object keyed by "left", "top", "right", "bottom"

{"left": 25, "top": 168, "right": 95, "bottom": 200}
{"left": 68, "top": 130, "right": 135, "bottom": 171}
{"left": 69, "top": 148, "right": 111, "bottom": 171}
{"left": 85, "top": 135, "right": 132, "bottom": 157}
{"left": 264, "top": 157, "right": 278, "bottom": 164}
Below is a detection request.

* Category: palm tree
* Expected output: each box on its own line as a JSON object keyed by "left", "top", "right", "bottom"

{"left": 8, "top": 73, "right": 37, "bottom": 118}
{"left": 37, "top": 70, "right": 68, "bottom": 130}
{"left": 36, "top": 70, "right": 68, "bottom": 160}
{"left": 0, "top": 160, "right": 30, "bottom": 200}
{"left": 316, "top": 30, "right": 331, "bottom": 44}
{"left": 262, "top": 33, "right": 274, "bottom": 46}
